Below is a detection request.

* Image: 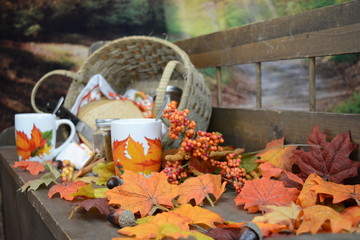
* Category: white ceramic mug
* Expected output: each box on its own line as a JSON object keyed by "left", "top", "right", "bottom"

{"left": 111, "top": 118, "right": 162, "bottom": 176}
{"left": 15, "top": 113, "right": 76, "bottom": 162}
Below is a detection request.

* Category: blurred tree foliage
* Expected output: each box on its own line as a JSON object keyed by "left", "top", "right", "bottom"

{"left": 0, "top": 0, "right": 166, "bottom": 41}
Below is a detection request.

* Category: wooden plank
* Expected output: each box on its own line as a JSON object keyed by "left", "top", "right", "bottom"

{"left": 208, "top": 108, "right": 360, "bottom": 163}
{"left": 175, "top": 1, "right": 360, "bottom": 68}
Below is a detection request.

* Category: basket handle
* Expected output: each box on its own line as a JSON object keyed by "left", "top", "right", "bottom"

{"left": 155, "top": 60, "right": 187, "bottom": 115}
{"left": 31, "top": 70, "right": 81, "bottom": 113}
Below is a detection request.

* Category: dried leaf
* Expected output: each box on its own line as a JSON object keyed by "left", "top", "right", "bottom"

{"left": 188, "top": 156, "right": 216, "bottom": 176}
{"left": 341, "top": 206, "right": 360, "bottom": 227}
{"left": 13, "top": 161, "right": 45, "bottom": 175}
{"left": 177, "top": 174, "right": 226, "bottom": 206}
{"left": 105, "top": 170, "right": 179, "bottom": 217}
{"left": 252, "top": 202, "right": 302, "bottom": 231}
{"left": 92, "top": 161, "right": 115, "bottom": 186}
{"left": 259, "top": 162, "right": 303, "bottom": 189}
{"left": 216, "top": 222, "right": 287, "bottom": 237}
{"left": 71, "top": 184, "right": 108, "bottom": 199}
{"left": 239, "top": 152, "right": 259, "bottom": 173}
{"left": 48, "top": 181, "right": 87, "bottom": 200}
{"left": 293, "top": 125, "right": 359, "bottom": 183}
{"left": 296, "top": 205, "right": 352, "bottom": 234}
{"left": 234, "top": 178, "right": 300, "bottom": 213}
{"left": 19, "top": 162, "right": 60, "bottom": 192}
{"left": 256, "top": 137, "right": 296, "bottom": 171}
{"left": 72, "top": 198, "right": 110, "bottom": 215}
{"left": 311, "top": 176, "right": 360, "bottom": 204}
{"left": 296, "top": 173, "right": 320, "bottom": 208}
{"left": 172, "top": 204, "right": 225, "bottom": 228}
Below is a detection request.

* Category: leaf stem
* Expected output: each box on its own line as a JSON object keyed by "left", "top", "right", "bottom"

{"left": 205, "top": 193, "right": 215, "bottom": 207}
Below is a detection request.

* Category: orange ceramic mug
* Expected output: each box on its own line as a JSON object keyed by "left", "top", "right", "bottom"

{"left": 111, "top": 118, "right": 162, "bottom": 177}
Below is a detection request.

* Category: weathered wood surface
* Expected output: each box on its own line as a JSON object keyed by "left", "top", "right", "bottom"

{"left": 208, "top": 108, "right": 360, "bottom": 165}
{"left": 175, "top": 1, "right": 360, "bottom": 68}
{"left": 0, "top": 146, "right": 256, "bottom": 240}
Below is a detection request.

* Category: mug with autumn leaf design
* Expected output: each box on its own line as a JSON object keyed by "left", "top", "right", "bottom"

{"left": 111, "top": 118, "right": 162, "bottom": 176}
{"left": 15, "top": 113, "right": 76, "bottom": 162}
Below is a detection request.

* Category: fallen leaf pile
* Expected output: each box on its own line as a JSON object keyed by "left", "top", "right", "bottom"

{"left": 12, "top": 124, "right": 360, "bottom": 239}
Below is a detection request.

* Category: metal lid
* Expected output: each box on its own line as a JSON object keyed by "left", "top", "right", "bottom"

{"left": 95, "top": 119, "right": 117, "bottom": 128}
{"left": 165, "top": 86, "right": 183, "bottom": 96}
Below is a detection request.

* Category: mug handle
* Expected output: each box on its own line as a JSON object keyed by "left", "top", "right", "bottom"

{"left": 52, "top": 119, "right": 76, "bottom": 157}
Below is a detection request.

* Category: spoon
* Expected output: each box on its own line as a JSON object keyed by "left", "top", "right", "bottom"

{"left": 52, "top": 96, "right": 64, "bottom": 115}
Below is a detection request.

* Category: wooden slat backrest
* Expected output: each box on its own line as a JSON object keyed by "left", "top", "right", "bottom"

{"left": 175, "top": 1, "right": 360, "bottom": 67}
{"left": 174, "top": 1, "right": 360, "bottom": 164}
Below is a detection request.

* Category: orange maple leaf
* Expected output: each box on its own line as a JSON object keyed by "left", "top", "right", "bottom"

{"left": 112, "top": 136, "right": 161, "bottom": 175}
{"left": 296, "top": 205, "right": 352, "bottom": 234}
{"left": 177, "top": 174, "right": 227, "bottom": 207}
{"left": 341, "top": 206, "right": 360, "bottom": 227}
{"left": 105, "top": 170, "right": 179, "bottom": 217}
{"left": 234, "top": 178, "right": 300, "bottom": 213}
{"left": 310, "top": 176, "right": 360, "bottom": 204}
{"left": 172, "top": 204, "right": 225, "bottom": 228}
{"left": 256, "top": 137, "right": 296, "bottom": 171}
{"left": 15, "top": 124, "right": 49, "bottom": 160}
{"left": 13, "top": 160, "right": 45, "bottom": 175}
{"left": 217, "top": 222, "right": 287, "bottom": 237}
{"left": 48, "top": 181, "right": 87, "bottom": 201}
{"left": 296, "top": 173, "right": 320, "bottom": 208}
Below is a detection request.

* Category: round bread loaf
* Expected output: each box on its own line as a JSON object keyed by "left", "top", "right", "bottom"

{"left": 78, "top": 99, "right": 144, "bottom": 130}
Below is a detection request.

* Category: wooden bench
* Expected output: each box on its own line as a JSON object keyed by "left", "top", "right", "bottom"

{"left": 175, "top": 1, "right": 360, "bottom": 165}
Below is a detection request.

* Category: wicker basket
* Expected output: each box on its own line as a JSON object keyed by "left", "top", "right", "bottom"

{"left": 31, "top": 36, "right": 212, "bottom": 148}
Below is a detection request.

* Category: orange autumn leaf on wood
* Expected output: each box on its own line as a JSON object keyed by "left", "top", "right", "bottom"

{"left": 218, "top": 222, "right": 287, "bottom": 237}
{"left": 296, "top": 205, "right": 352, "bottom": 235}
{"left": 48, "top": 181, "right": 87, "bottom": 201}
{"left": 172, "top": 204, "right": 225, "bottom": 228}
{"left": 256, "top": 137, "right": 296, "bottom": 171}
{"left": 310, "top": 176, "right": 360, "bottom": 204}
{"left": 252, "top": 202, "right": 302, "bottom": 231}
{"left": 105, "top": 171, "right": 179, "bottom": 217}
{"left": 296, "top": 173, "right": 320, "bottom": 208}
{"left": 13, "top": 161, "right": 45, "bottom": 175}
{"left": 341, "top": 206, "right": 360, "bottom": 228}
{"left": 234, "top": 178, "right": 300, "bottom": 213}
{"left": 177, "top": 174, "right": 227, "bottom": 206}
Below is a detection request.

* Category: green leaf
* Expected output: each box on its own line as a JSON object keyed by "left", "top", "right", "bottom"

{"left": 42, "top": 130, "right": 53, "bottom": 145}
{"left": 240, "top": 153, "right": 259, "bottom": 173}
{"left": 92, "top": 162, "right": 115, "bottom": 186}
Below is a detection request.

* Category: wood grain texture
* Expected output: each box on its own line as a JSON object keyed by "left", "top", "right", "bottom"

{"left": 175, "top": 1, "right": 360, "bottom": 68}
{"left": 208, "top": 108, "right": 360, "bottom": 162}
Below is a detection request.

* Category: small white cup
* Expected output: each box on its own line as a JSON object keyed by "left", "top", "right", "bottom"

{"left": 111, "top": 118, "right": 162, "bottom": 176}
{"left": 15, "top": 113, "right": 76, "bottom": 162}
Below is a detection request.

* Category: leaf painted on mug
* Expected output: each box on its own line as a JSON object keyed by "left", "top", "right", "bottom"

{"left": 112, "top": 136, "right": 161, "bottom": 175}
{"left": 16, "top": 124, "right": 52, "bottom": 160}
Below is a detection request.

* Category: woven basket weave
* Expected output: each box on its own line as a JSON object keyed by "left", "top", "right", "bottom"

{"left": 31, "top": 36, "right": 212, "bottom": 148}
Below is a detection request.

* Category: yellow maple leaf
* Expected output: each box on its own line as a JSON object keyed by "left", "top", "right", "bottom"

{"left": 252, "top": 202, "right": 302, "bottom": 231}
{"left": 256, "top": 137, "right": 296, "bottom": 171}
{"left": 92, "top": 162, "right": 115, "bottom": 185}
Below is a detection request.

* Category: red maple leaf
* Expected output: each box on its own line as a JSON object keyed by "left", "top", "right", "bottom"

{"left": 48, "top": 181, "right": 87, "bottom": 201}
{"left": 13, "top": 161, "right": 45, "bottom": 175}
{"left": 293, "top": 125, "right": 359, "bottom": 183}
{"left": 234, "top": 178, "right": 299, "bottom": 213}
{"left": 72, "top": 198, "right": 110, "bottom": 216}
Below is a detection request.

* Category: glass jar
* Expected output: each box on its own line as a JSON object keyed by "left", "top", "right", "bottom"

{"left": 92, "top": 119, "right": 113, "bottom": 162}
{"left": 152, "top": 86, "right": 183, "bottom": 116}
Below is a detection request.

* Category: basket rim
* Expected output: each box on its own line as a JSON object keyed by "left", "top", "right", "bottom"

{"left": 78, "top": 35, "right": 192, "bottom": 76}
